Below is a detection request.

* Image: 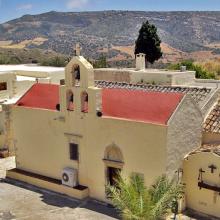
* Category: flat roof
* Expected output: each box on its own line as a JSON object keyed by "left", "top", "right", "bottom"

{"left": 16, "top": 75, "right": 37, "bottom": 81}
{"left": 94, "top": 68, "right": 195, "bottom": 75}
{"left": 0, "top": 70, "right": 15, "bottom": 75}
{"left": 0, "top": 64, "right": 64, "bottom": 73}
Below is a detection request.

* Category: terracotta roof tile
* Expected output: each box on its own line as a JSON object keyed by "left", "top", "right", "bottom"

{"left": 203, "top": 100, "right": 220, "bottom": 133}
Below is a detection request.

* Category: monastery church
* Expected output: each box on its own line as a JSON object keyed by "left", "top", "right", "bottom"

{"left": 1, "top": 50, "right": 220, "bottom": 217}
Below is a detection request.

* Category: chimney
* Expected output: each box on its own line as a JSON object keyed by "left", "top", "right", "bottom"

{"left": 136, "top": 53, "right": 146, "bottom": 70}
{"left": 180, "top": 66, "right": 186, "bottom": 72}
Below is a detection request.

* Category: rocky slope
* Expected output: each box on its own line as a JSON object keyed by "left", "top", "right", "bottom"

{"left": 0, "top": 11, "right": 220, "bottom": 62}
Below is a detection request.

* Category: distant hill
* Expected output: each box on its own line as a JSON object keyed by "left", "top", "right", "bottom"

{"left": 0, "top": 11, "right": 220, "bottom": 63}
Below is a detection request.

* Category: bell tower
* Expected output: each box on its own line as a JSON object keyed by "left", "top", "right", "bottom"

{"left": 60, "top": 44, "right": 99, "bottom": 114}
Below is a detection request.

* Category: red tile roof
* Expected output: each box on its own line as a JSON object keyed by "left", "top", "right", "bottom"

{"left": 102, "top": 89, "right": 184, "bottom": 125}
{"left": 16, "top": 83, "right": 59, "bottom": 111}
{"left": 203, "top": 100, "right": 220, "bottom": 133}
{"left": 16, "top": 84, "right": 184, "bottom": 125}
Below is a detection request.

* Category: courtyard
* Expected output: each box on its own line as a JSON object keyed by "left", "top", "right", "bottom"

{"left": 0, "top": 157, "right": 118, "bottom": 220}
{"left": 0, "top": 157, "right": 218, "bottom": 220}
{"left": 0, "top": 178, "right": 118, "bottom": 220}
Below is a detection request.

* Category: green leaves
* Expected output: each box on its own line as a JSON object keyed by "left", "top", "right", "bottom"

{"left": 135, "top": 21, "right": 163, "bottom": 64}
{"left": 168, "top": 60, "right": 216, "bottom": 79}
{"left": 0, "top": 54, "right": 22, "bottom": 64}
{"left": 107, "top": 173, "right": 184, "bottom": 220}
{"left": 40, "top": 56, "right": 67, "bottom": 67}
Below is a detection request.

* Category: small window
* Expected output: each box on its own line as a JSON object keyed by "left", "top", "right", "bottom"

{"left": 0, "top": 82, "right": 7, "bottom": 91}
{"left": 69, "top": 143, "right": 78, "bottom": 160}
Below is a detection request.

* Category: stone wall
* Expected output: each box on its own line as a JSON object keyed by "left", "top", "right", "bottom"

{"left": 166, "top": 95, "right": 203, "bottom": 177}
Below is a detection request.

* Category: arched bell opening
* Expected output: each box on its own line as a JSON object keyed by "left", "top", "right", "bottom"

{"left": 81, "top": 91, "right": 88, "bottom": 113}
{"left": 72, "top": 64, "right": 80, "bottom": 86}
{"left": 66, "top": 90, "right": 74, "bottom": 111}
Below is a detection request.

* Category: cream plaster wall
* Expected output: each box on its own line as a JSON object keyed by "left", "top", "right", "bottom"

{"left": 166, "top": 95, "right": 203, "bottom": 177}
{"left": 12, "top": 107, "right": 68, "bottom": 179}
{"left": 183, "top": 152, "right": 220, "bottom": 218}
{"left": 12, "top": 104, "right": 168, "bottom": 202}
{"left": 85, "top": 116, "right": 167, "bottom": 201}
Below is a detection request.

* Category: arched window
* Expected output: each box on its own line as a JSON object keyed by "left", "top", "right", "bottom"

{"left": 66, "top": 90, "right": 74, "bottom": 111}
{"left": 104, "top": 145, "right": 124, "bottom": 163}
{"left": 72, "top": 64, "right": 80, "bottom": 86}
{"left": 81, "top": 91, "right": 88, "bottom": 113}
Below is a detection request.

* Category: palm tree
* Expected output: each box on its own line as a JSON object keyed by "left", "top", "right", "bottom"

{"left": 107, "top": 173, "right": 184, "bottom": 220}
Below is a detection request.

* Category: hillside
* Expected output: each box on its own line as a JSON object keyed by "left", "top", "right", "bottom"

{"left": 0, "top": 11, "right": 220, "bottom": 63}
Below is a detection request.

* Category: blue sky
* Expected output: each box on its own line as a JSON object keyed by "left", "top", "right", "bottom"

{"left": 0, "top": 0, "right": 220, "bottom": 23}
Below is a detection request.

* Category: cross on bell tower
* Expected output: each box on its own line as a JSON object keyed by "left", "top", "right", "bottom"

{"left": 74, "top": 43, "right": 81, "bottom": 56}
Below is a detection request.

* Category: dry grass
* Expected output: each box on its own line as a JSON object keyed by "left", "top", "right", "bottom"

{"left": 0, "top": 40, "right": 13, "bottom": 46}
{"left": 112, "top": 45, "right": 135, "bottom": 58}
{"left": 0, "top": 37, "right": 48, "bottom": 49}
{"left": 198, "top": 59, "right": 220, "bottom": 76}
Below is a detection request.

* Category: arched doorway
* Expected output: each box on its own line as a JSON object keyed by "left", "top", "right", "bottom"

{"left": 103, "top": 145, "right": 124, "bottom": 187}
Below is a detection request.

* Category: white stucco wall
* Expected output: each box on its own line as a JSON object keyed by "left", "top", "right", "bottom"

{"left": 94, "top": 69, "right": 130, "bottom": 83}
{"left": 0, "top": 72, "right": 16, "bottom": 100}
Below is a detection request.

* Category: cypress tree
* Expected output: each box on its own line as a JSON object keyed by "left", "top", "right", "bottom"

{"left": 135, "top": 21, "right": 163, "bottom": 64}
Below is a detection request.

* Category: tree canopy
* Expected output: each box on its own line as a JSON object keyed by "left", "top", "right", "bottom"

{"left": 135, "top": 21, "right": 163, "bottom": 64}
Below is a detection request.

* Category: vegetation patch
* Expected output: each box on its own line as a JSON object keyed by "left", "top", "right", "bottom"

{"left": 168, "top": 60, "right": 216, "bottom": 79}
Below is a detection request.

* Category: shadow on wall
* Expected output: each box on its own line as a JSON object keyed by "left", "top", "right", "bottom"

{"left": 0, "top": 178, "right": 120, "bottom": 219}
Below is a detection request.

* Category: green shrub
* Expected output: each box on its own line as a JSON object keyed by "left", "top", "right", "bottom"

{"left": 168, "top": 60, "right": 216, "bottom": 79}
{"left": 40, "top": 56, "right": 67, "bottom": 67}
{"left": 92, "top": 55, "right": 108, "bottom": 68}
{"left": 0, "top": 55, "right": 22, "bottom": 64}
